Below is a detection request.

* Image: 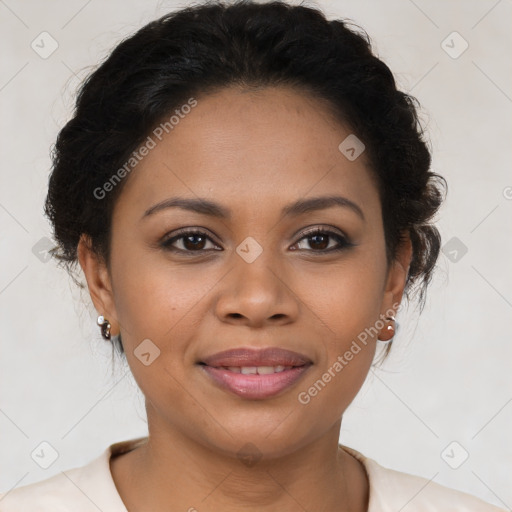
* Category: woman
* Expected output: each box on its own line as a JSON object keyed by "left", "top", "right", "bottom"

{"left": 0, "top": 1, "right": 505, "bottom": 510}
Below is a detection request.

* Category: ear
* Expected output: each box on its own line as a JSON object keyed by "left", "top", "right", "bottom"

{"left": 77, "top": 234, "right": 119, "bottom": 336}
{"left": 380, "top": 231, "right": 413, "bottom": 322}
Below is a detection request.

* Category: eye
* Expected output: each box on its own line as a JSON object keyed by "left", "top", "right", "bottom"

{"left": 160, "top": 229, "right": 221, "bottom": 254}
{"left": 291, "top": 227, "right": 353, "bottom": 253}
{"left": 160, "top": 226, "right": 353, "bottom": 255}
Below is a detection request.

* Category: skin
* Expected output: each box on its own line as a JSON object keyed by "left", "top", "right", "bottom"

{"left": 78, "top": 85, "right": 412, "bottom": 512}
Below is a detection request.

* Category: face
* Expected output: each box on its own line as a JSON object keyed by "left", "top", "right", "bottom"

{"left": 79, "top": 85, "right": 410, "bottom": 458}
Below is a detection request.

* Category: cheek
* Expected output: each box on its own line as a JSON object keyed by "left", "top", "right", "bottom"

{"left": 108, "top": 243, "right": 233, "bottom": 394}
{"left": 292, "top": 308, "right": 380, "bottom": 430}
{"left": 302, "top": 248, "right": 387, "bottom": 343}
{"left": 291, "top": 249, "right": 386, "bottom": 411}
{"left": 111, "top": 255, "right": 215, "bottom": 347}
{"left": 109, "top": 258, "right": 208, "bottom": 414}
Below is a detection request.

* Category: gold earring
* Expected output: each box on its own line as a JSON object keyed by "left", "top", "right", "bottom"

{"left": 378, "top": 316, "right": 395, "bottom": 344}
{"left": 97, "top": 315, "right": 111, "bottom": 340}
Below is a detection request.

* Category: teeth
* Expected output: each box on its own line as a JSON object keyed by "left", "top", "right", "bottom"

{"left": 256, "top": 366, "right": 275, "bottom": 375}
{"left": 225, "top": 365, "right": 291, "bottom": 374}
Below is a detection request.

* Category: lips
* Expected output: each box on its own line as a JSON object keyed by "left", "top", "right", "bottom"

{"left": 198, "top": 347, "right": 312, "bottom": 400}
{"left": 200, "top": 347, "right": 312, "bottom": 368}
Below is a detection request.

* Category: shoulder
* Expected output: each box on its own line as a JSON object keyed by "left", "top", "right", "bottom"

{"left": 0, "top": 458, "right": 104, "bottom": 511}
{"left": 0, "top": 438, "right": 146, "bottom": 512}
{"left": 341, "top": 444, "right": 507, "bottom": 512}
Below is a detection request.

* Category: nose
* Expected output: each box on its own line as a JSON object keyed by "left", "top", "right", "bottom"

{"left": 214, "top": 252, "right": 299, "bottom": 329}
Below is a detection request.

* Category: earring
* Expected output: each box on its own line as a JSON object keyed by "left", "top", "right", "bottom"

{"left": 97, "top": 315, "right": 111, "bottom": 340}
{"left": 378, "top": 316, "right": 395, "bottom": 344}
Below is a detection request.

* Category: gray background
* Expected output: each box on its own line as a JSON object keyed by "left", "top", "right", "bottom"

{"left": 1, "top": 0, "right": 511, "bottom": 508}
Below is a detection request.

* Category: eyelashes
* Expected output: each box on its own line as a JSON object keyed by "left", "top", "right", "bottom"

{"left": 161, "top": 228, "right": 220, "bottom": 253}
{"left": 159, "top": 226, "right": 355, "bottom": 256}
{"left": 290, "top": 227, "right": 353, "bottom": 253}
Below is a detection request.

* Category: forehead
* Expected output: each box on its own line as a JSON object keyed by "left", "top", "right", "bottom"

{"left": 113, "top": 86, "right": 380, "bottom": 221}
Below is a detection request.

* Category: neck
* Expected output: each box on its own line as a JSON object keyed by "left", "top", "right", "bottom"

{"left": 110, "top": 413, "right": 369, "bottom": 512}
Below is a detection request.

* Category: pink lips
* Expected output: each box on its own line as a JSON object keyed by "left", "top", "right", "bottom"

{"left": 199, "top": 347, "right": 312, "bottom": 400}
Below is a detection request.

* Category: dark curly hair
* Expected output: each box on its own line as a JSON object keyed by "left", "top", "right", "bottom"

{"left": 44, "top": 0, "right": 446, "bottom": 358}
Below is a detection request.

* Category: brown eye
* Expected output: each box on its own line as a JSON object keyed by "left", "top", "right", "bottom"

{"left": 291, "top": 227, "right": 353, "bottom": 253}
{"left": 160, "top": 229, "right": 221, "bottom": 253}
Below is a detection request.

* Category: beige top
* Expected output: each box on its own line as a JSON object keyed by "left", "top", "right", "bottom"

{"left": 0, "top": 437, "right": 506, "bottom": 511}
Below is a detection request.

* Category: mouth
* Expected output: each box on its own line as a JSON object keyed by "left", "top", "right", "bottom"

{"left": 206, "top": 364, "right": 298, "bottom": 374}
{"left": 198, "top": 347, "right": 313, "bottom": 400}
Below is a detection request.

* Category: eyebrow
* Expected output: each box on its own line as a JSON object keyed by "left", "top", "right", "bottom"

{"left": 141, "top": 195, "right": 365, "bottom": 221}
